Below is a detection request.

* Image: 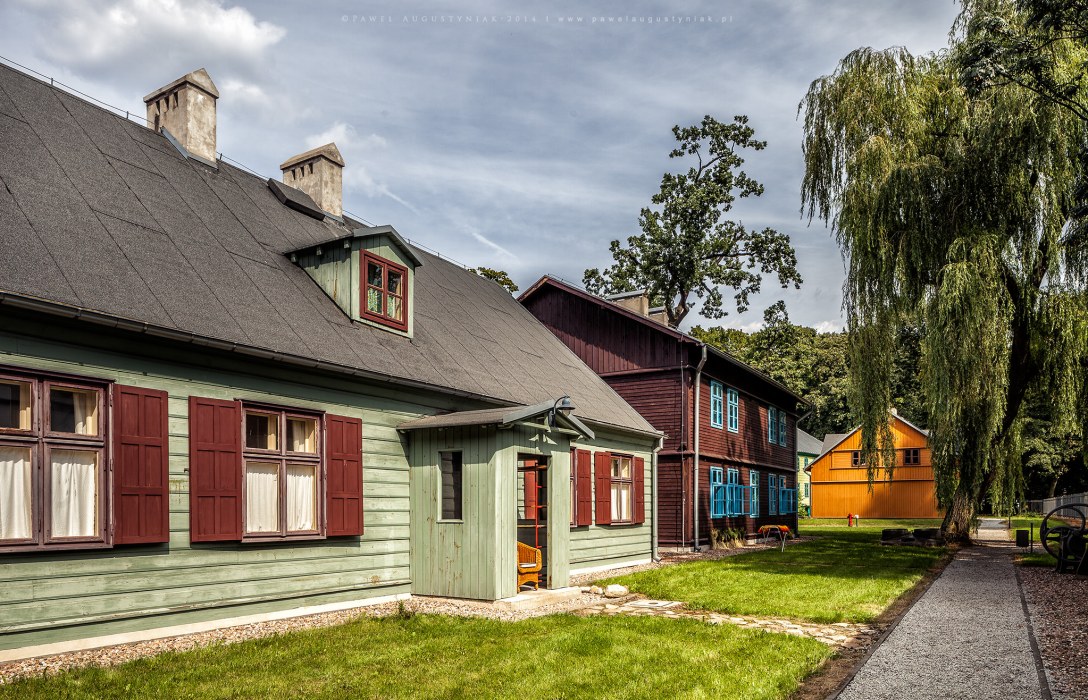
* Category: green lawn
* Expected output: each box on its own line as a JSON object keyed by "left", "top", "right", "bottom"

{"left": 800, "top": 518, "right": 944, "bottom": 531}
{"left": 1, "top": 613, "right": 830, "bottom": 700}
{"left": 603, "top": 523, "right": 946, "bottom": 624}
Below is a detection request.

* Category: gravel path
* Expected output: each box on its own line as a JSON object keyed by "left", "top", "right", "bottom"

{"left": 838, "top": 519, "right": 1047, "bottom": 700}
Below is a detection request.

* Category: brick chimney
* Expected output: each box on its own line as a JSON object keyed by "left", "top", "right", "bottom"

{"left": 280, "top": 143, "right": 345, "bottom": 217}
{"left": 144, "top": 68, "right": 219, "bottom": 164}
{"left": 607, "top": 290, "right": 650, "bottom": 317}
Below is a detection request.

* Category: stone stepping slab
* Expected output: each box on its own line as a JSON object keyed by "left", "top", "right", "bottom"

{"left": 579, "top": 598, "right": 880, "bottom": 648}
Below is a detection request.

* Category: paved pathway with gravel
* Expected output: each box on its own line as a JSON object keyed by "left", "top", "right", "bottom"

{"left": 838, "top": 518, "right": 1049, "bottom": 700}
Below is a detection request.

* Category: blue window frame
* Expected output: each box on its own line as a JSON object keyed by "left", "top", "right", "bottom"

{"left": 710, "top": 381, "right": 724, "bottom": 429}
{"left": 768, "top": 407, "right": 777, "bottom": 443}
{"left": 768, "top": 474, "right": 778, "bottom": 515}
{"left": 779, "top": 478, "right": 797, "bottom": 514}
{"left": 726, "top": 468, "right": 743, "bottom": 517}
{"left": 709, "top": 466, "right": 725, "bottom": 518}
{"left": 750, "top": 469, "right": 760, "bottom": 517}
{"left": 778, "top": 411, "right": 787, "bottom": 446}
{"left": 726, "top": 388, "right": 739, "bottom": 432}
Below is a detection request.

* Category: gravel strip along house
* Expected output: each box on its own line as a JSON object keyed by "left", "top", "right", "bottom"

{"left": 0, "top": 64, "right": 663, "bottom": 659}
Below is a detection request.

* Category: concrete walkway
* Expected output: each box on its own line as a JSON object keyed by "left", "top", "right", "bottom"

{"left": 838, "top": 518, "right": 1048, "bottom": 700}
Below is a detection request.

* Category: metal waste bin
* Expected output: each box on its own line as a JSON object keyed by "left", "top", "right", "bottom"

{"left": 1015, "top": 529, "right": 1030, "bottom": 547}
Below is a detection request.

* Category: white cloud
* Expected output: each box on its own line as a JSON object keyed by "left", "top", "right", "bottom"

{"left": 813, "top": 320, "right": 845, "bottom": 333}
{"left": 470, "top": 232, "right": 517, "bottom": 262}
{"left": 303, "top": 122, "right": 415, "bottom": 214}
{"left": 26, "top": 0, "right": 285, "bottom": 72}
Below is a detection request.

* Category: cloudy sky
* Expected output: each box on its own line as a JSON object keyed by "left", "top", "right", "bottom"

{"left": 0, "top": 0, "right": 960, "bottom": 333}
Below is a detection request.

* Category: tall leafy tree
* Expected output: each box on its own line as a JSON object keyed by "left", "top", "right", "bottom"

{"left": 800, "top": 4, "right": 1088, "bottom": 540}
{"left": 473, "top": 267, "right": 519, "bottom": 293}
{"left": 584, "top": 116, "right": 802, "bottom": 328}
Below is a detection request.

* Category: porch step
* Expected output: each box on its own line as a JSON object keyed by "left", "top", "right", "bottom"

{"left": 492, "top": 587, "right": 582, "bottom": 612}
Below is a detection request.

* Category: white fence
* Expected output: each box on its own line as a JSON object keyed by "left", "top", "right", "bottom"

{"left": 1027, "top": 492, "right": 1088, "bottom": 514}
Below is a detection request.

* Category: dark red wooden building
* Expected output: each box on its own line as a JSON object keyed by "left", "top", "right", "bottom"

{"left": 520, "top": 277, "right": 804, "bottom": 548}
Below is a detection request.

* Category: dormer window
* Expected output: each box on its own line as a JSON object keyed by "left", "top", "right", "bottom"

{"left": 363, "top": 252, "right": 409, "bottom": 332}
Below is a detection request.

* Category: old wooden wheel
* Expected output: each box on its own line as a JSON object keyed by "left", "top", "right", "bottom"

{"left": 1040, "top": 504, "right": 1088, "bottom": 571}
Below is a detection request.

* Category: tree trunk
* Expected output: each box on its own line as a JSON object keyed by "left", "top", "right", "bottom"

{"left": 941, "top": 486, "right": 975, "bottom": 543}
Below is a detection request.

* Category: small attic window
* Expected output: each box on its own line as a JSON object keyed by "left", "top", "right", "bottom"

{"left": 362, "top": 252, "right": 409, "bottom": 332}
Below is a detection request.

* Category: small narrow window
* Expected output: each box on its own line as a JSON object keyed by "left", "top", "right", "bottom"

{"left": 852, "top": 451, "right": 867, "bottom": 467}
{"left": 768, "top": 474, "right": 778, "bottom": 516}
{"left": 768, "top": 407, "right": 777, "bottom": 444}
{"left": 361, "top": 253, "right": 410, "bottom": 332}
{"left": 710, "top": 381, "right": 724, "bottom": 429}
{"left": 750, "top": 469, "right": 760, "bottom": 517}
{"left": 726, "top": 388, "right": 739, "bottom": 433}
{"left": 904, "top": 448, "right": 920, "bottom": 465}
{"left": 440, "top": 451, "right": 463, "bottom": 520}
{"left": 778, "top": 411, "right": 787, "bottom": 446}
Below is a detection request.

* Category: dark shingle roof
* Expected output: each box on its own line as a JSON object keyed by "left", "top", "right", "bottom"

{"left": 0, "top": 64, "right": 655, "bottom": 436}
{"left": 797, "top": 428, "right": 822, "bottom": 456}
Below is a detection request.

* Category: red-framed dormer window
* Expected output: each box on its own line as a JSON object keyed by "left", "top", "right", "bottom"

{"left": 362, "top": 252, "right": 409, "bottom": 332}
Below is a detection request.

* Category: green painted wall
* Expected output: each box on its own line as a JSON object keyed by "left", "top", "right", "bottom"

{"left": 0, "top": 314, "right": 656, "bottom": 650}
{"left": 408, "top": 422, "right": 655, "bottom": 599}
{"left": 568, "top": 429, "right": 654, "bottom": 573}
{"left": 0, "top": 324, "right": 436, "bottom": 650}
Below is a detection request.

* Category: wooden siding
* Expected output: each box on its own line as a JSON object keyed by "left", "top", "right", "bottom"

{"left": 603, "top": 371, "right": 685, "bottom": 451}
{"left": 696, "top": 373, "right": 795, "bottom": 470}
{"left": 408, "top": 424, "right": 508, "bottom": 600}
{"left": 408, "top": 425, "right": 653, "bottom": 598}
{"left": 808, "top": 417, "right": 941, "bottom": 519}
{"left": 0, "top": 328, "right": 427, "bottom": 650}
{"left": 520, "top": 286, "right": 681, "bottom": 374}
{"left": 568, "top": 429, "right": 654, "bottom": 572}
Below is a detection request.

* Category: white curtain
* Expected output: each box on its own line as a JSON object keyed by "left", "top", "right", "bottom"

{"left": 288, "top": 419, "right": 315, "bottom": 453}
{"left": 245, "top": 462, "right": 279, "bottom": 533}
{"left": 286, "top": 464, "right": 316, "bottom": 532}
{"left": 0, "top": 446, "right": 32, "bottom": 540}
{"left": 51, "top": 449, "right": 97, "bottom": 537}
{"left": 72, "top": 391, "right": 97, "bottom": 435}
{"left": 611, "top": 482, "right": 631, "bottom": 521}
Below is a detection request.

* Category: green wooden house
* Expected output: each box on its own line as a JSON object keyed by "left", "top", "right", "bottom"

{"left": 0, "top": 65, "right": 661, "bottom": 659}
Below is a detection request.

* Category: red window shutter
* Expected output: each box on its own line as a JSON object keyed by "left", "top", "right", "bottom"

{"left": 594, "top": 451, "right": 612, "bottom": 525}
{"left": 326, "top": 414, "right": 363, "bottom": 536}
{"left": 113, "top": 385, "right": 170, "bottom": 544}
{"left": 576, "top": 449, "right": 593, "bottom": 526}
{"left": 188, "top": 397, "right": 242, "bottom": 542}
{"left": 633, "top": 456, "right": 646, "bottom": 524}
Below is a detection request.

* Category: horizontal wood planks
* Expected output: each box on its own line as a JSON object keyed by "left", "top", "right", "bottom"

{"left": 0, "top": 330, "right": 415, "bottom": 649}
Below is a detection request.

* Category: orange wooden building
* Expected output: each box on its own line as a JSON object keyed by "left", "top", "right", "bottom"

{"left": 806, "top": 411, "right": 942, "bottom": 519}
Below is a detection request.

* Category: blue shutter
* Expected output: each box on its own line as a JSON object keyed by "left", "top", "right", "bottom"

{"left": 726, "top": 468, "right": 739, "bottom": 516}
{"left": 710, "top": 381, "right": 724, "bottom": 429}
{"left": 750, "top": 470, "right": 760, "bottom": 517}
{"left": 709, "top": 467, "right": 725, "bottom": 518}
{"left": 726, "top": 388, "right": 739, "bottom": 432}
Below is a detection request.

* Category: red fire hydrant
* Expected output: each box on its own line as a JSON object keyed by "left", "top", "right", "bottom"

{"left": 847, "top": 513, "right": 854, "bottom": 527}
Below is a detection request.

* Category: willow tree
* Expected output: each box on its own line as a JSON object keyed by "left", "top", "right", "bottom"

{"left": 800, "top": 4, "right": 1088, "bottom": 540}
